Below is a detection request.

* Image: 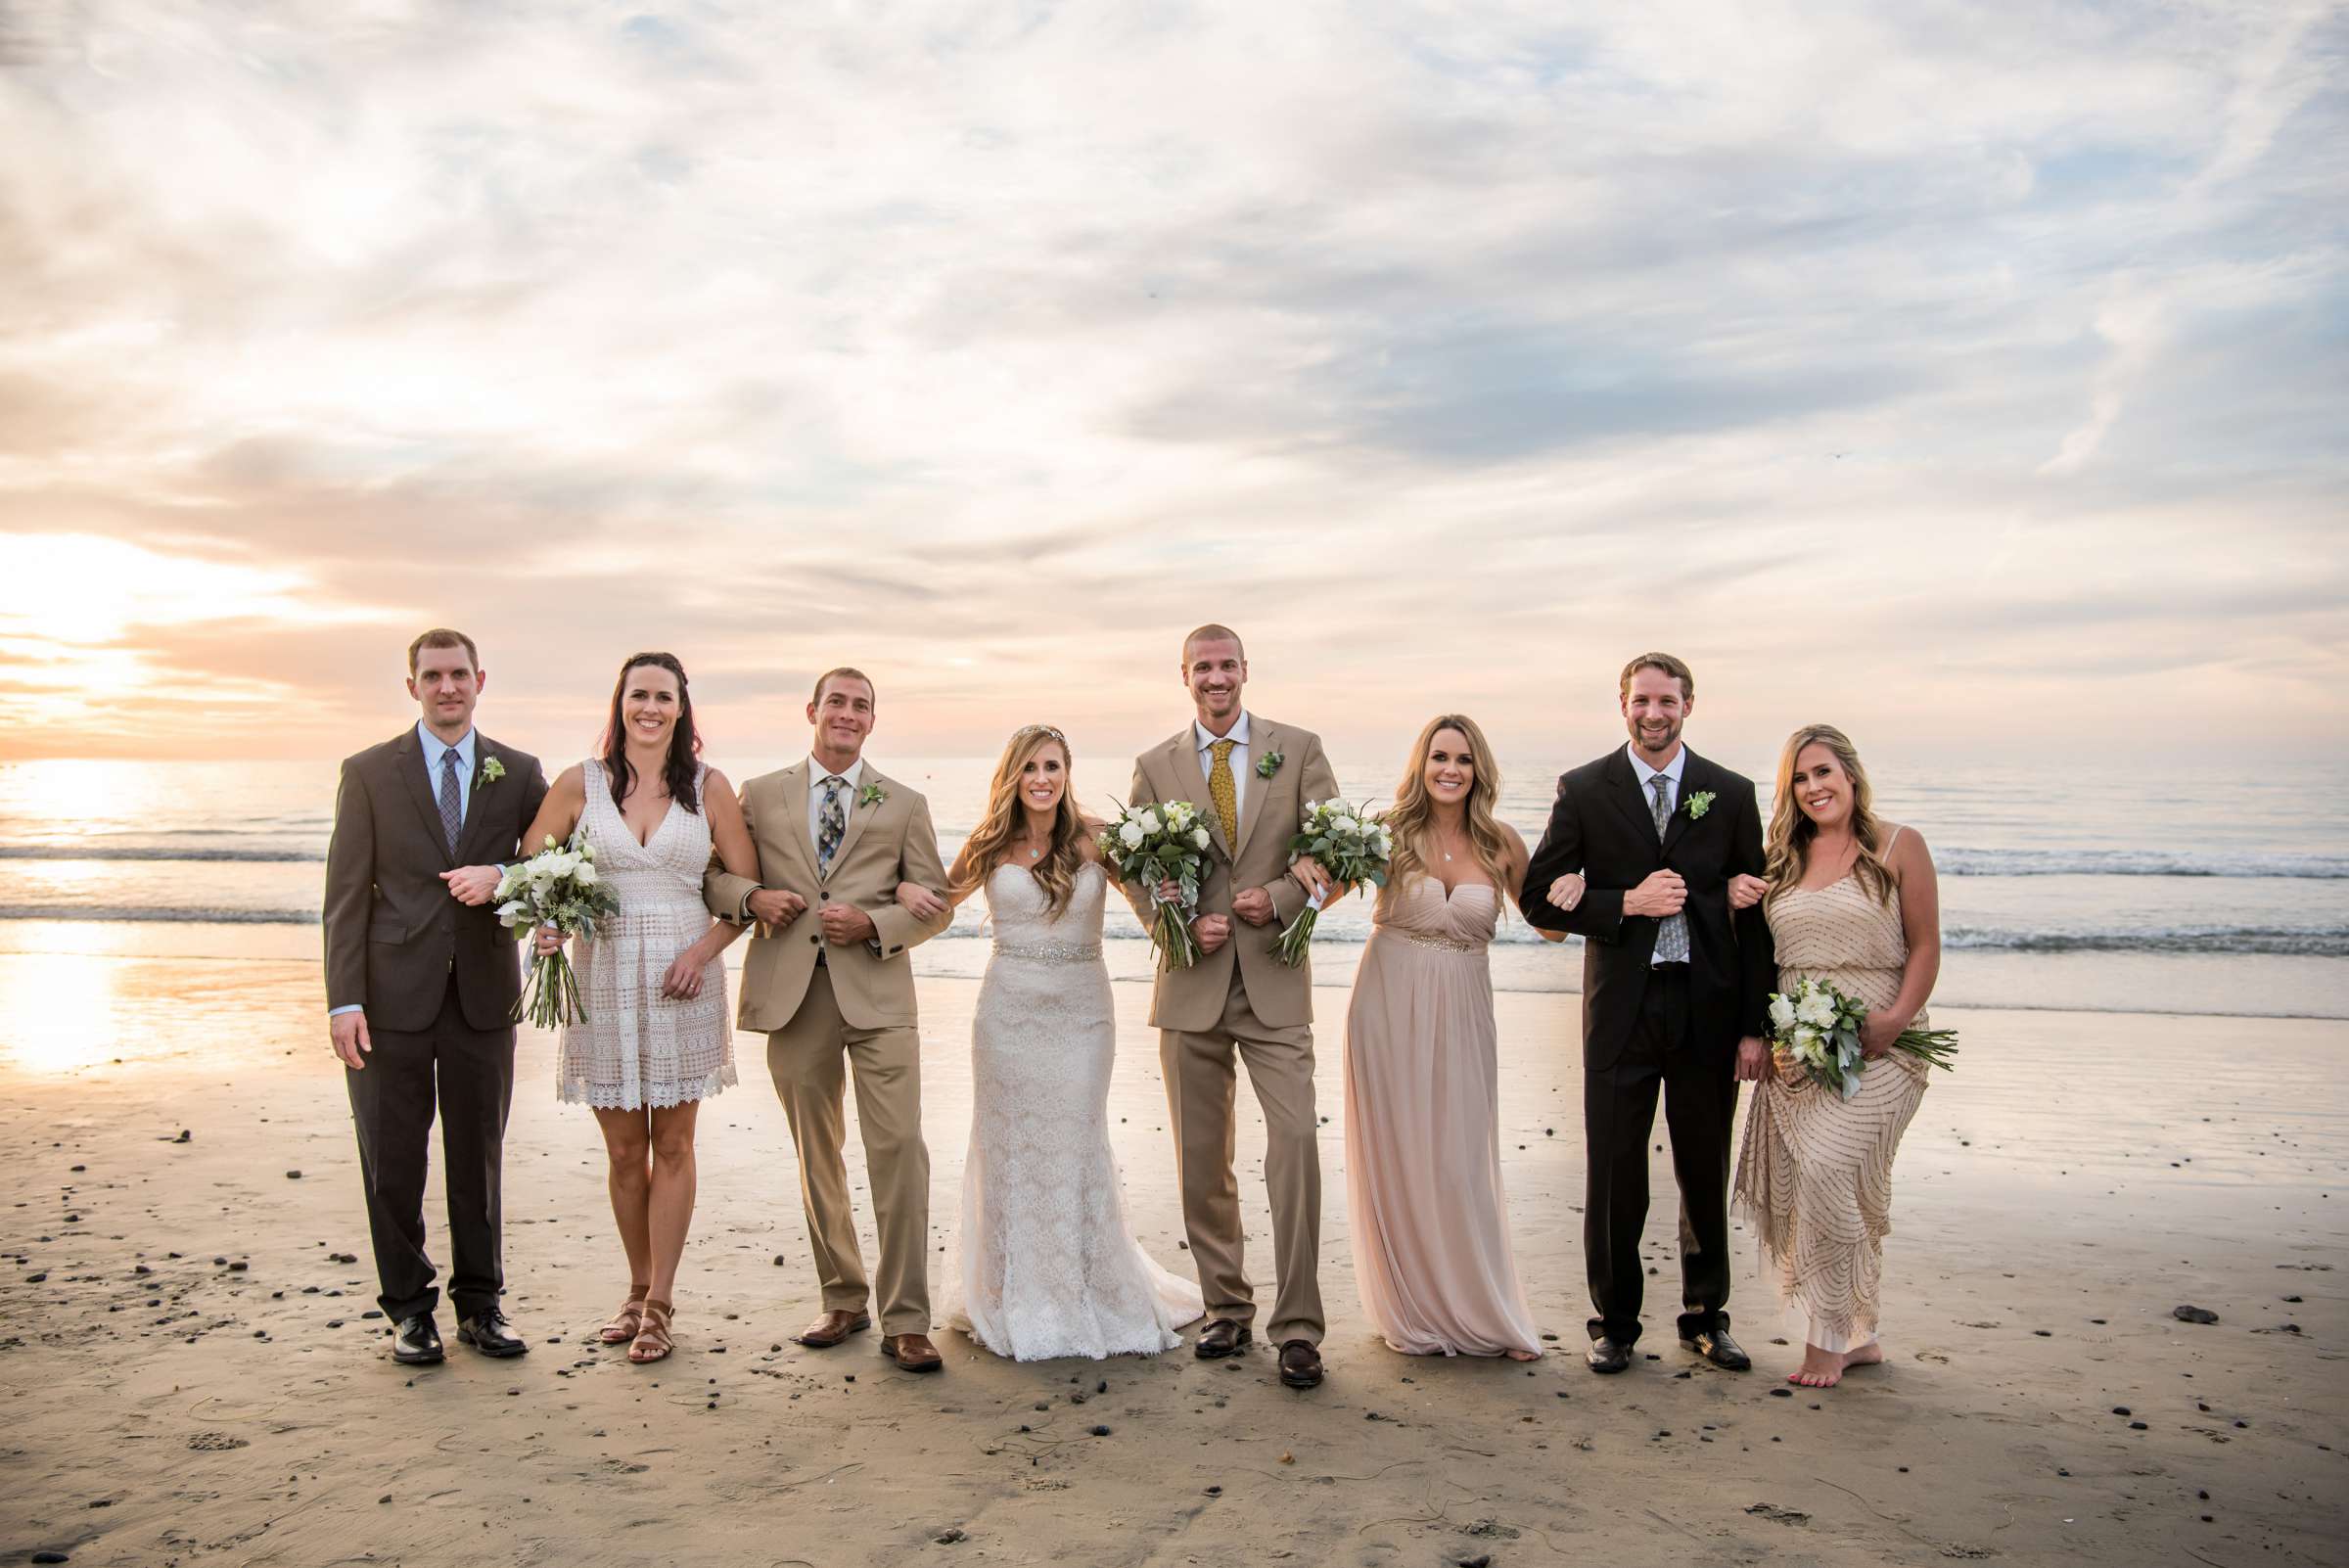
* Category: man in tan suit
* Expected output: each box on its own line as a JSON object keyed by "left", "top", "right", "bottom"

{"left": 1125, "top": 624, "right": 1339, "bottom": 1388}
{"left": 704, "top": 668, "right": 954, "bottom": 1371}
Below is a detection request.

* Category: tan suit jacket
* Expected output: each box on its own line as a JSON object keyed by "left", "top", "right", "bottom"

{"left": 703, "top": 760, "right": 953, "bottom": 1032}
{"left": 1124, "top": 715, "right": 1339, "bottom": 1033}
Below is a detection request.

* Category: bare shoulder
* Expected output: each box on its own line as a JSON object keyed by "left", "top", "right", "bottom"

{"left": 549, "top": 763, "right": 588, "bottom": 798}
{"left": 1881, "top": 821, "right": 1932, "bottom": 872}
{"left": 1497, "top": 821, "right": 1532, "bottom": 870}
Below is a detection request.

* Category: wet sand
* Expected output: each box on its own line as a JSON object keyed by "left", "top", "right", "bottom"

{"left": 0, "top": 950, "right": 2342, "bottom": 1566}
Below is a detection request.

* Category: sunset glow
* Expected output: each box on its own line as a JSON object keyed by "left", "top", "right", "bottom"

{"left": 0, "top": 4, "right": 2339, "bottom": 765}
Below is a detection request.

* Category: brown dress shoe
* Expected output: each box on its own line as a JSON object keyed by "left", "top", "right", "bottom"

{"left": 795, "top": 1309, "right": 871, "bottom": 1349}
{"left": 1193, "top": 1317, "right": 1252, "bottom": 1359}
{"left": 880, "top": 1332, "right": 943, "bottom": 1372}
{"left": 1277, "top": 1339, "right": 1324, "bottom": 1388}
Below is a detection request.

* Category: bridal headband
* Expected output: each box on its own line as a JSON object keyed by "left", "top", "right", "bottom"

{"left": 1013, "top": 724, "right": 1069, "bottom": 744}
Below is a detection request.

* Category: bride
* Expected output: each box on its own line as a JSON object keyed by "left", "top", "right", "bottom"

{"left": 896, "top": 723, "right": 1202, "bottom": 1360}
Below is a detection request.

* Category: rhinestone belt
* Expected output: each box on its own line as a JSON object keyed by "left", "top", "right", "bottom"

{"left": 991, "top": 940, "right": 1103, "bottom": 964}
{"left": 1398, "top": 932, "right": 1478, "bottom": 954}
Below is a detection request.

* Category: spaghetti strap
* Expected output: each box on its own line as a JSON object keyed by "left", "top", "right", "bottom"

{"left": 1881, "top": 825, "right": 1905, "bottom": 856}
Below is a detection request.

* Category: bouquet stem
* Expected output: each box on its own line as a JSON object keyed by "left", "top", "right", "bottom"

{"left": 1151, "top": 898, "right": 1203, "bottom": 971}
{"left": 1892, "top": 1027, "right": 1959, "bottom": 1071}
{"left": 1271, "top": 897, "right": 1324, "bottom": 967}
{"left": 514, "top": 950, "right": 589, "bottom": 1029}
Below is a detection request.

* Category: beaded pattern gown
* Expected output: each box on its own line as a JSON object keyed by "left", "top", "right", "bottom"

{"left": 1343, "top": 872, "right": 1542, "bottom": 1358}
{"left": 1733, "top": 845, "right": 1929, "bottom": 1353}
{"left": 946, "top": 862, "right": 1203, "bottom": 1360}
{"left": 555, "top": 760, "right": 734, "bottom": 1110}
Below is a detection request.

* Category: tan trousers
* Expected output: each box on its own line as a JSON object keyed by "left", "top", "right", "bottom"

{"left": 1162, "top": 967, "right": 1325, "bottom": 1346}
{"left": 766, "top": 966, "right": 931, "bottom": 1335}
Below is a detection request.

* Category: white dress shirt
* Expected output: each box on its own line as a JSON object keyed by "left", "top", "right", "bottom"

{"left": 1193, "top": 712, "right": 1252, "bottom": 822}
{"left": 1626, "top": 741, "right": 1687, "bottom": 968}
{"left": 421, "top": 719, "right": 479, "bottom": 830}
{"left": 806, "top": 755, "right": 866, "bottom": 860}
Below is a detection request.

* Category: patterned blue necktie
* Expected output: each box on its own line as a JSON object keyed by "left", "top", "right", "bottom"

{"left": 817, "top": 775, "right": 847, "bottom": 871}
{"left": 1650, "top": 773, "right": 1689, "bottom": 962}
{"left": 438, "top": 748, "right": 465, "bottom": 855}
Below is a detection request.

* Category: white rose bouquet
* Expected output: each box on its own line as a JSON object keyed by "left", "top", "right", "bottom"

{"left": 1097, "top": 800, "right": 1215, "bottom": 970}
{"left": 1272, "top": 800, "right": 1393, "bottom": 967}
{"left": 1765, "top": 977, "right": 1957, "bottom": 1099}
{"left": 494, "top": 830, "right": 622, "bottom": 1028}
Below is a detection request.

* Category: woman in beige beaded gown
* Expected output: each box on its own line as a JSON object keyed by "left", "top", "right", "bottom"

{"left": 1729, "top": 724, "right": 1942, "bottom": 1388}
{"left": 1342, "top": 715, "right": 1571, "bottom": 1360}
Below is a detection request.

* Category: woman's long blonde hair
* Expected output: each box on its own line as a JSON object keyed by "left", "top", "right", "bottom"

{"left": 951, "top": 725, "right": 1094, "bottom": 916}
{"left": 1385, "top": 714, "right": 1510, "bottom": 899}
{"left": 1764, "top": 723, "right": 1895, "bottom": 908}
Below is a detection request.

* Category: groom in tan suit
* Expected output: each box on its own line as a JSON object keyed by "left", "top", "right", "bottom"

{"left": 1126, "top": 624, "right": 1339, "bottom": 1388}
{"left": 705, "top": 668, "right": 954, "bottom": 1371}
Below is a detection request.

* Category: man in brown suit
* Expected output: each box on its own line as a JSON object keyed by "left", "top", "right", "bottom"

{"left": 1125, "top": 624, "right": 1339, "bottom": 1388}
{"left": 323, "top": 629, "right": 550, "bottom": 1365}
{"left": 704, "top": 668, "right": 955, "bottom": 1371}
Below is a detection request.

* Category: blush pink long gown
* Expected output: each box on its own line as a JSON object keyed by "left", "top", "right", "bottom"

{"left": 1342, "top": 873, "right": 1542, "bottom": 1358}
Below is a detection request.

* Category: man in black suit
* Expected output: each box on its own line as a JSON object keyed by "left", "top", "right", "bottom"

{"left": 1521, "top": 652, "right": 1773, "bottom": 1374}
{"left": 322, "top": 628, "right": 550, "bottom": 1365}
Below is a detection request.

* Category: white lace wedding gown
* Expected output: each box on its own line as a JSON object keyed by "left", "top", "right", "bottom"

{"left": 946, "top": 862, "right": 1203, "bottom": 1360}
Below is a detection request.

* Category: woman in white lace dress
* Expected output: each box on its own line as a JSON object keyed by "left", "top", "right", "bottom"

{"left": 477, "top": 653, "right": 759, "bottom": 1364}
{"left": 896, "top": 724, "right": 1202, "bottom": 1360}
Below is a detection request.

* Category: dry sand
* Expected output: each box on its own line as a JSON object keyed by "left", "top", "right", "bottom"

{"left": 0, "top": 949, "right": 2342, "bottom": 1566}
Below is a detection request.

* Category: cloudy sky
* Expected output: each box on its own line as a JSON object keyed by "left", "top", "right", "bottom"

{"left": 1, "top": 0, "right": 2342, "bottom": 772}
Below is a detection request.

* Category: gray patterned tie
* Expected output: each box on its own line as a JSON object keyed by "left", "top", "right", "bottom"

{"left": 438, "top": 747, "right": 465, "bottom": 856}
{"left": 1650, "top": 773, "right": 1689, "bottom": 962}
{"left": 817, "top": 775, "right": 847, "bottom": 871}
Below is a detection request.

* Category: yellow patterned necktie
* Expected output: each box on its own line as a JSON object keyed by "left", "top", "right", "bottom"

{"left": 1208, "top": 739, "right": 1239, "bottom": 845}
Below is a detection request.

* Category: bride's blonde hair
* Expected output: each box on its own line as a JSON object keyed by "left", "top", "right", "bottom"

{"left": 1384, "top": 714, "right": 1509, "bottom": 902}
{"left": 1764, "top": 723, "right": 1895, "bottom": 909}
{"left": 951, "top": 725, "right": 1095, "bottom": 915}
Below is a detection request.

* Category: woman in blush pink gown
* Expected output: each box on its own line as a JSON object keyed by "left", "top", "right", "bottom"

{"left": 1342, "top": 714, "right": 1574, "bottom": 1360}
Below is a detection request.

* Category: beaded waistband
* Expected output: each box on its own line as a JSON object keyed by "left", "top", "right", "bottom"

{"left": 1395, "top": 931, "right": 1478, "bottom": 954}
{"left": 991, "top": 940, "right": 1103, "bottom": 964}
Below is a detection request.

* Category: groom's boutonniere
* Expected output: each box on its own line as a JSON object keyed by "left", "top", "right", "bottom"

{"left": 478, "top": 757, "right": 506, "bottom": 787}
{"left": 1256, "top": 749, "right": 1285, "bottom": 780}
{"left": 1685, "top": 790, "right": 1716, "bottom": 820}
{"left": 857, "top": 783, "right": 888, "bottom": 808}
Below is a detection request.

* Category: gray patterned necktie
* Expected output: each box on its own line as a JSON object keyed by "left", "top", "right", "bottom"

{"left": 817, "top": 776, "right": 847, "bottom": 871}
{"left": 438, "top": 747, "right": 465, "bottom": 855}
{"left": 1650, "top": 772, "right": 1689, "bottom": 962}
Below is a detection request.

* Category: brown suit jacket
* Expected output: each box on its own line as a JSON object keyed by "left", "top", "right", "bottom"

{"left": 703, "top": 760, "right": 953, "bottom": 1033}
{"left": 1124, "top": 715, "right": 1339, "bottom": 1033}
{"left": 322, "top": 728, "right": 551, "bottom": 1033}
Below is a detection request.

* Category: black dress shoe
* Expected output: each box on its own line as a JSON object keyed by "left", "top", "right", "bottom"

{"left": 456, "top": 1308, "right": 529, "bottom": 1359}
{"left": 1277, "top": 1339, "right": 1324, "bottom": 1389}
{"left": 1586, "top": 1336, "right": 1633, "bottom": 1374}
{"left": 392, "top": 1313, "right": 444, "bottom": 1365}
{"left": 1680, "top": 1326, "right": 1751, "bottom": 1370}
{"left": 1193, "top": 1317, "right": 1252, "bottom": 1359}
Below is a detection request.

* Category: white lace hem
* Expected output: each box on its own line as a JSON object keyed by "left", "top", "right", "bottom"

{"left": 557, "top": 1061, "right": 737, "bottom": 1111}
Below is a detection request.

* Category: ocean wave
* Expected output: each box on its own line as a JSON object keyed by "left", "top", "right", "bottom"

{"left": 0, "top": 845, "right": 323, "bottom": 863}
{"left": 1941, "top": 924, "right": 2349, "bottom": 957}
{"left": 0, "top": 904, "right": 319, "bottom": 924}
{"left": 1935, "top": 850, "right": 2349, "bottom": 878}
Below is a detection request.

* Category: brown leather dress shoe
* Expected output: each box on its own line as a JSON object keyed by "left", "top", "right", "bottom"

{"left": 1193, "top": 1317, "right": 1252, "bottom": 1359}
{"left": 795, "top": 1309, "right": 871, "bottom": 1349}
{"left": 880, "top": 1332, "right": 943, "bottom": 1372}
{"left": 1277, "top": 1339, "right": 1324, "bottom": 1388}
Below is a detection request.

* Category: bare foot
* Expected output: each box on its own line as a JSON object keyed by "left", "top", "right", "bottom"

{"left": 1505, "top": 1347, "right": 1542, "bottom": 1362}
{"left": 1842, "top": 1340, "right": 1884, "bottom": 1372}
{"left": 1790, "top": 1343, "right": 1846, "bottom": 1387}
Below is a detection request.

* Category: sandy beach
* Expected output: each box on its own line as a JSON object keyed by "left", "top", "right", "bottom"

{"left": 1, "top": 949, "right": 2342, "bottom": 1567}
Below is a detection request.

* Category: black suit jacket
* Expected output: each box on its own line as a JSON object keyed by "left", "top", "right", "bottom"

{"left": 1520, "top": 745, "right": 1773, "bottom": 1071}
{"left": 322, "top": 728, "right": 551, "bottom": 1033}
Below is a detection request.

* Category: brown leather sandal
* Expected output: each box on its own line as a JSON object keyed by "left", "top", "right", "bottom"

{"left": 600, "top": 1284, "right": 652, "bottom": 1345}
{"left": 628, "top": 1300, "right": 674, "bottom": 1363}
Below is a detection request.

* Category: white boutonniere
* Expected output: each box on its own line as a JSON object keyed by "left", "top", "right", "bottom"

{"left": 479, "top": 756, "right": 506, "bottom": 786}
{"left": 1256, "top": 749, "right": 1284, "bottom": 780}
{"left": 857, "top": 783, "right": 888, "bottom": 808}
{"left": 1685, "top": 790, "right": 1716, "bottom": 819}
